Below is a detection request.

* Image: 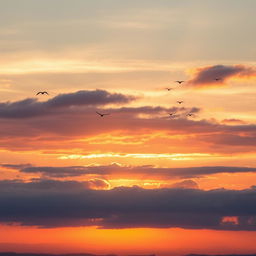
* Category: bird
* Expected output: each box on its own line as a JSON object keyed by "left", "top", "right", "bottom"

{"left": 177, "top": 101, "right": 183, "bottom": 104}
{"left": 96, "top": 111, "right": 110, "bottom": 117}
{"left": 36, "top": 91, "right": 49, "bottom": 95}
{"left": 187, "top": 113, "right": 194, "bottom": 117}
{"left": 215, "top": 78, "right": 222, "bottom": 81}
{"left": 175, "top": 80, "right": 185, "bottom": 84}
{"left": 169, "top": 113, "right": 176, "bottom": 117}
{"left": 166, "top": 88, "right": 173, "bottom": 91}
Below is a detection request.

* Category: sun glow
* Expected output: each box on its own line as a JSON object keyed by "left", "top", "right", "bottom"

{"left": 58, "top": 152, "right": 212, "bottom": 160}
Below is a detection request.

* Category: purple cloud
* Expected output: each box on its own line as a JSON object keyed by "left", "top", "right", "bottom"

{"left": 0, "top": 180, "right": 256, "bottom": 230}
{"left": 0, "top": 90, "right": 136, "bottom": 118}
{"left": 188, "top": 65, "right": 256, "bottom": 87}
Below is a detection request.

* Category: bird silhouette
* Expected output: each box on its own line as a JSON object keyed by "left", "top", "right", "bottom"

{"left": 177, "top": 101, "right": 183, "bottom": 104}
{"left": 169, "top": 113, "right": 176, "bottom": 117}
{"left": 36, "top": 91, "right": 49, "bottom": 95}
{"left": 215, "top": 78, "right": 222, "bottom": 81}
{"left": 187, "top": 113, "right": 194, "bottom": 117}
{"left": 166, "top": 88, "right": 173, "bottom": 91}
{"left": 175, "top": 81, "right": 185, "bottom": 84}
{"left": 96, "top": 111, "right": 110, "bottom": 117}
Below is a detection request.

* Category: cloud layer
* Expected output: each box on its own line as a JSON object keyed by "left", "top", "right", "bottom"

{"left": 0, "top": 180, "right": 256, "bottom": 230}
{"left": 2, "top": 164, "right": 256, "bottom": 179}
{"left": 0, "top": 89, "right": 255, "bottom": 160}
{"left": 0, "top": 90, "right": 135, "bottom": 118}
{"left": 0, "top": 95, "right": 255, "bottom": 154}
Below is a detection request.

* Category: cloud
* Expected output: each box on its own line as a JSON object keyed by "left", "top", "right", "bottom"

{"left": 168, "top": 180, "right": 199, "bottom": 189}
{"left": 0, "top": 90, "right": 135, "bottom": 118}
{"left": 0, "top": 178, "right": 109, "bottom": 191}
{"left": 0, "top": 180, "right": 256, "bottom": 230}
{"left": 18, "top": 166, "right": 106, "bottom": 178}
{"left": 0, "top": 103, "right": 220, "bottom": 142}
{"left": 3, "top": 164, "right": 256, "bottom": 179}
{"left": 204, "top": 133, "right": 256, "bottom": 146}
{"left": 86, "top": 178, "right": 111, "bottom": 190}
{"left": 0, "top": 163, "right": 32, "bottom": 170}
{"left": 0, "top": 93, "right": 255, "bottom": 154}
{"left": 188, "top": 65, "right": 256, "bottom": 87}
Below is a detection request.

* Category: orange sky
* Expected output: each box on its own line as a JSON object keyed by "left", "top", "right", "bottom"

{"left": 1, "top": 225, "right": 256, "bottom": 255}
{"left": 1, "top": 1, "right": 256, "bottom": 255}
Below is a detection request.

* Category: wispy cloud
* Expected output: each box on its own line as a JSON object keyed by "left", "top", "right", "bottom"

{"left": 3, "top": 163, "right": 256, "bottom": 179}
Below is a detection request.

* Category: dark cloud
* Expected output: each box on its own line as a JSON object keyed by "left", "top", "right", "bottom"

{"left": 0, "top": 178, "right": 109, "bottom": 192}
{"left": 0, "top": 180, "right": 256, "bottom": 230}
{"left": 83, "top": 178, "right": 110, "bottom": 190}
{"left": 168, "top": 180, "right": 199, "bottom": 189}
{"left": 46, "top": 90, "right": 135, "bottom": 108}
{"left": 188, "top": 65, "right": 256, "bottom": 87}
{"left": 0, "top": 90, "right": 135, "bottom": 118}
{"left": 5, "top": 164, "right": 256, "bottom": 179}
{"left": 109, "top": 106, "right": 200, "bottom": 115}
{"left": 123, "top": 165, "right": 256, "bottom": 179}
{"left": 19, "top": 166, "right": 106, "bottom": 178}
{"left": 0, "top": 163, "right": 32, "bottom": 170}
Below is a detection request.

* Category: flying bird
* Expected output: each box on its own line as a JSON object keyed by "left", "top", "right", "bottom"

{"left": 215, "top": 78, "right": 222, "bottom": 81}
{"left": 187, "top": 113, "right": 194, "bottom": 117}
{"left": 175, "top": 81, "right": 185, "bottom": 84}
{"left": 96, "top": 111, "right": 110, "bottom": 117}
{"left": 169, "top": 113, "right": 176, "bottom": 117}
{"left": 177, "top": 101, "right": 183, "bottom": 104}
{"left": 36, "top": 91, "right": 49, "bottom": 95}
{"left": 166, "top": 88, "right": 173, "bottom": 91}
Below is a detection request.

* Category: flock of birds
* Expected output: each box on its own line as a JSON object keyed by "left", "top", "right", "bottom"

{"left": 166, "top": 81, "right": 192, "bottom": 118}
{"left": 165, "top": 78, "right": 222, "bottom": 118}
{"left": 36, "top": 78, "right": 222, "bottom": 118}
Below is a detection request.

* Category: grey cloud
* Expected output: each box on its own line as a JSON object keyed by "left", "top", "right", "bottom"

{"left": 0, "top": 90, "right": 135, "bottom": 118}
{"left": 0, "top": 180, "right": 256, "bottom": 230}
{"left": 7, "top": 164, "right": 256, "bottom": 179}
{"left": 188, "top": 65, "right": 256, "bottom": 86}
{"left": 168, "top": 180, "right": 199, "bottom": 189}
{"left": 0, "top": 179, "right": 109, "bottom": 192}
{"left": 19, "top": 166, "right": 107, "bottom": 178}
{"left": 0, "top": 163, "right": 32, "bottom": 170}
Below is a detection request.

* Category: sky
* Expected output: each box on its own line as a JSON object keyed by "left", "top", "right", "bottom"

{"left": 0, "top": 0, "right": 256, "bottom": 255}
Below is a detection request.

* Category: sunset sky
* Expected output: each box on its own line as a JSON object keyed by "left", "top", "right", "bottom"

{"left": 0, "top": 0, "right": 256, "bottom": 255}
